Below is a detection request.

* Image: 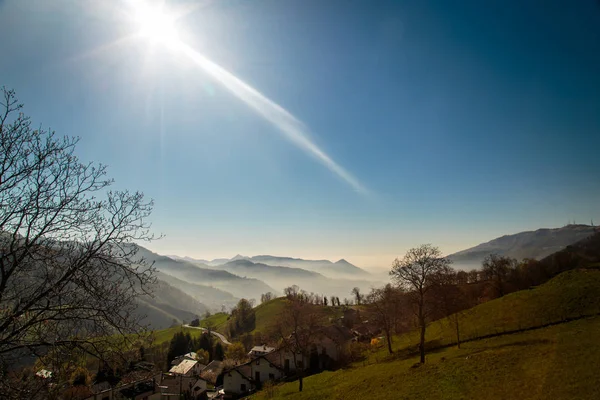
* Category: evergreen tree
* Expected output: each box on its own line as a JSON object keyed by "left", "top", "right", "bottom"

{"left": 214, "top": 342, "right": 225, "bottom": 361}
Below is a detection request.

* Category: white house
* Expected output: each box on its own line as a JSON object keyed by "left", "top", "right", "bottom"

{"left": 270, "top": 349, "right": 305, "bottom": 375}
{"left": 248, "top": 345, "right": 276, "bottom": 358}
{"left": 250, "top": 354, "right": 285, "bottom": 385}
{"left": 222, "top": 364, "right": 253, "bottom": 396}
{"left": 169, "top": 359, "right": 204, "bottom": 377}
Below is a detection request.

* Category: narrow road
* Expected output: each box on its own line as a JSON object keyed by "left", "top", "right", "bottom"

{"left": 183, "top": 324, "right": 232, "bottom": 345}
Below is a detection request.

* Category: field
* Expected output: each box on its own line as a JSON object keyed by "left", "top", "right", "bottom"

{"left": 254, "top": 316, "right": 600, "bottom": 400}
{"left": 393, "top": 269, "right": 600, "bottom": 351}
{"left": 251, "top": 298, "right": 290, "bottom": 335}
{"left": 251, "top": 269, "right": 600, "bottom": 399}
{"left": 150, "top": 326, "right": 208, "bottom": 345}
{"left": 251, "top": 298, "right": 345, "bottom": 336}
{"left": 200, "top": 312, "right": 229, "bottom": 332}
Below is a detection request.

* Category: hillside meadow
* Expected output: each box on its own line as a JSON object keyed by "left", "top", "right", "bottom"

{"left": 253, "top": 316, "right": 600, "bottom": 400}
{"left": 251, "top": 268, "right": 600, "bottom": 400}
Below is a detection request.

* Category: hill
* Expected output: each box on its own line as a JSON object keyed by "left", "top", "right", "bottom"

{"left": 252, "top": 268, "right": 600, "bottom": 399}
{"left": 250, "top": 297, "right": 344, "bottom": 336}
{"left": 199, "top": 312, "right": 229, "bottom": 331}
{"left": 448, "top": 224, "right": 597, "bottom": 269}
{"left": 136, "top": 279, "right": 207, "bottom": 329}
{"left": 214, "top": 259, "right": 376, "bottom": 298}
{"left": 155, "top": 271, "right": 239, "bottom": 311}
{"left": 254, "top": 317, "right": 600, "bottom": 400}
{"left": 400, "top": 268, "right": 600, "bottom": 350}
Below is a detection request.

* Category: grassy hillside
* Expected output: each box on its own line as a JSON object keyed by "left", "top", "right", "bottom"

{"left": 254, "top": 316, "right": 600, "bottom": 400}
{"left": 251, "top": 268, "right": 600, "bottom": 399}
{"left": 252, "top": 298, "right": 290, "bottom": 334}
{"left": 150, "top": 326, "right": 208, "bottom": 346}
{"left": 251, "top": 298, "right": 344, "bottom": 335}
{"left": 394, "top": 268, "right": 600, "bottom": 351}
{"left": 200, "top": 312, "right": 229, "bottom": 331}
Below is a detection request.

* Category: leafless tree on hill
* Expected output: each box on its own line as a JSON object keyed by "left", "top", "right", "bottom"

{"left": 390, "top": 244, "right": 451, "bottom": 364}
{"left": 482, "top": 253, "right": 517, "bottom": 297}
{"left": 365, "top": 284, "right": 404, "bottom": 354}
{"left": 269, "top": 297, "right": 322, "bottom": 392}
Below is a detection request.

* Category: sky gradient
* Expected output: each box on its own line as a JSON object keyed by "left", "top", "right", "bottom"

{"left": 1, "top": 0, "right": 599, "bottom": 269}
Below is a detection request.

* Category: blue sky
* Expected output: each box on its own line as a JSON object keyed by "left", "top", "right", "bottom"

{"left": 1, "top": 0, "right": 599, "bottom": 268}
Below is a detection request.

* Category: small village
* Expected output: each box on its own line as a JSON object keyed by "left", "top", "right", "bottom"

{"left": 78, "top": 308, "right": 373, "bottom": 400}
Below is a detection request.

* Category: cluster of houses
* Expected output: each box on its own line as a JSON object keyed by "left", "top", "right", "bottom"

{"left": 221, "top": 324, "right": 357, "bottom": 399}
{"left": 69, "top": 312, "right": 377, "bottom": 400}
{"left": 84, "top": 353, "right": 223, "bottom": 400}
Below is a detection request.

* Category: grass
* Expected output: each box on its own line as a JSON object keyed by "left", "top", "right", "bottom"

{"left": 252, "top": 298, "right": 290, "bottom": 335}
{"left": 392, "top": 268, "right": 600, "bottom": 353}
{"left": 150, "top": 326, "right": 208, "bottom": 345}
{"left": 200, "top": 312, "right": 229, "bottom": 332}
{"left": 250, "top": 269, "right": 600, "bottom": 399}
{"left": 252, "top": 316, "right": 600, "bottom": 400}
{"left": 251, "top": 298, "right": 344, "bottom": 336}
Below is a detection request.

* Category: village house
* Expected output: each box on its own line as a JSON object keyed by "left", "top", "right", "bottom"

{"left": 171, "top": 352, "right": 198, "bottom": 366}
{"left": 317, "top": 325, "right": 355, "bottom": 362}
{"left": 202, "top": 359, "right": 224, "bottom": 386}
{"left": 169, "top": 359, "right": 205, "bottom": 377}
{"left": 248, "top": 344, "right": 276, "bottom": 358}
{"left": 222, "top": 364, "right": 254, "bottom": 397}
{"left": 250, "top": 353, "right": 285, "bottom": 386}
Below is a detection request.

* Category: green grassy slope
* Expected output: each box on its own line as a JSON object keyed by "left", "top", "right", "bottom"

{"left": 254, "top": 316, "right": 600, "bottom": 400}
{"left": 200, "top": 312, "right": 229, "bottom": 331}
{"left": 150, "top": 326, "right": 208, "bottom": 345}
{"left": 252, "top": 298, "right": 290, "bottom": 335}
{"left": 395, "top": 269, "right": 600, "bottom": 351}
{"left": 251, "top": 269, "right": 600, "bottom": 400}
{"left": 251, "top": 298, "right": 344, "bottom": 335}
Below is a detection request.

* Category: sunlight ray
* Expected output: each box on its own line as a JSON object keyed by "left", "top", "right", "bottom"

{"left": 173, "top": 41, "right": 368, "bottom": 194}
{"left": 125, "top": 0, "right": 367, "bottom": 194}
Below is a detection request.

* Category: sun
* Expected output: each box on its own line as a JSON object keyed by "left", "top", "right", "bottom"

{"left": 131, "top": 1, "right": 180, "bottom": 47}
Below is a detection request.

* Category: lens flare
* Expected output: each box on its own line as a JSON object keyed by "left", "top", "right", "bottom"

{"left": 128, "top": 0, "right": 367, "bottom": 194}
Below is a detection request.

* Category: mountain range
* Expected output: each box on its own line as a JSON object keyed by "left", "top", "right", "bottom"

{"left": 141, "top": 224, "right": 598, "bottom": 328}
{"left": 448, "top": 224, "right": 597, "bottom": 269}
{"left": 168, "top": 253, "right": 371, "bottom": 279}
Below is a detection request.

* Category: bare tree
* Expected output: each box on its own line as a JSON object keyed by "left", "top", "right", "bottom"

{"left": 260, "top": 292, "right": 274, "bottom": 304}
{"left": 365, "top": 284, "right": 403, "bottom": 354}
{"left": 0, "top": 88, "right": 157, "bottom": 394}
{"left": 390, "top": 244, "right": 451, "bottom": 364}
{"left": 482, "top": 253, "right": 516, "bottom": 297}
{"left": 269, "top": 297, "right": 322, "bottom": 392}
{"left": 351, "top": 287, "right": 362, "bottom": 305}
{"left": 283, "top": 285, "right": 299, "bottom": 299}
{"left": 430, "top": 268, "right": 470, "bottom": 348}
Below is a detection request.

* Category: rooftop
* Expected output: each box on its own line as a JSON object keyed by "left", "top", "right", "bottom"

{"left": 169, "top": 359, "right": 203, "bottom": 375}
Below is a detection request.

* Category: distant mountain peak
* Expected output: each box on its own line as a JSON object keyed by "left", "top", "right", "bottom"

{"left": 231, "top": 254, "right": 249, "bottom": 261}
{"left": 335, "top": 258, "right": 349, "bottom": 264}
{"left": 448, "top": 224, "right": 597, "bottom": 270}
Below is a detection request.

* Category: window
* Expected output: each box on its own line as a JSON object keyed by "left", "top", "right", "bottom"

{"left": 241, "top": 383, "right": 247, "bottom": 392}
{"left": 255, "top": 371, "right": 261, "bottom": 382}
{"left": 269, "top": 373, "right": 275, "bottom": 380}
{"left": 256, "top": 359, "right": 260, "bottom": 365}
